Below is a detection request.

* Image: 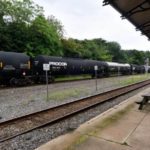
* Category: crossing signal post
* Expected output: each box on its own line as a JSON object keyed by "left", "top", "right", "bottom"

{"left": 94, "top": 65, "right": 98, "bottom": 91}
{"left": 43, "top": 64, "right": 50, "bottom": 101}
{"left": 145, "top": 58, "right": 149, "bottom": 74}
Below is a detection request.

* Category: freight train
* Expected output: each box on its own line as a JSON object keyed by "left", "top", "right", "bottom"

{"left": 0, "top": 51, "right": 148, "bottom": 86}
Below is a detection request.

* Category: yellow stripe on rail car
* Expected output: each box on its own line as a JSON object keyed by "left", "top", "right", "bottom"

{"left": 28, "top": 61, "right": 31, "bottom": 69}
{"left": 0, "top": 62, "right": 3, "bottom": 68}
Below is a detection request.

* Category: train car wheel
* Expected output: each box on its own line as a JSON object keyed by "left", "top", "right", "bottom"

{"left": 9, "top": 78, "right": 18, "bottom": 86}
{"left": 49, "top": 76, "right": 55, "bottom": 83}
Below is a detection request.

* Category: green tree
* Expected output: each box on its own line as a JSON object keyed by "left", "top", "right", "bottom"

{"left": 7, "top": 22, "right": 29, "bottom": 52}
{"left": 47, "top": 15, "right": 64, "bottom": 38}
{"left": 123, "top": 50, "right": 145, "bottom": 65}
{"left": 27, "top": 15, "right": 63, "bottom": 56}
{"left": 107, "top": 42, "right": 125, "bottom": 62}
{"left": 0, "top": 0, "right": 43, "bottom": 52}
{"left": 62, "top": 38, "right": 83, "bottom": 58}
{"left": 76, "top": 38, "right": 112, "bottom": 61}
{"left": 0, "top": 0, "right": 43, "bottom": 23}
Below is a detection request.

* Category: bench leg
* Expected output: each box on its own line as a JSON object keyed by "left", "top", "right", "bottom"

{"left": 139, "top": 103, "right": 144, "bottom": 110}
{"left": 139, "top": 97, "right": 149, "bottom": 110}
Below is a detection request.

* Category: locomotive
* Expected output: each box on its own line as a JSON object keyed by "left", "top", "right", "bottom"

{"left": 0, "top": 51, "right": 148, "bottom": 85}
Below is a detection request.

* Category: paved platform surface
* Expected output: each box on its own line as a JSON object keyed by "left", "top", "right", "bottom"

{"left": 36, "top": 87, "right": 150, "bottom": 150}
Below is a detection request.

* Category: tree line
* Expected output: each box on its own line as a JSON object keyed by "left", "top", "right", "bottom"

{"left": 0, "top": 0, "right": 149, "bottom": 65}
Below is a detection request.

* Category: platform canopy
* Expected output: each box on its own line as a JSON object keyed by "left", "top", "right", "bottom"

{"left": 103, "top": 0, "right": 150, "bottom": 40}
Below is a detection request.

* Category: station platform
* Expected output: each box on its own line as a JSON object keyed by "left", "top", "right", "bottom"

{"left": 36, "top": 87, "right": 150, "bottom": 150}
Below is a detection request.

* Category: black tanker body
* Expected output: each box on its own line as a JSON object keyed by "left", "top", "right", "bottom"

{"left": 84, "top": 59, "right": 108, "bottom": 77}
{"left": 0, "top": 51, "right": 30, "bottom": 85}
{"left": 106, "top": 62, "right": 131, "bottom": 76}
{"left": 33, "top": 55, "right": 108, "bottom": 82}
{"left": 33, "top": 55, "right": 68, "bottom": 82}
{"left": 0, "top": 51, "right": 148, "bottom": 86}
{"left": 130, "top": 64, "right": 145, "bottom": 74}
{"left": 119, "top": 64, "right": 131, "bottom": 75}
{"left": 147, "top": 66, "right": 150, "bottom": 73}
{"left": 64, "top": 58, "right": 87, "bottom": 75}
{"left": 65, "top": 58, "right": 108, "bottom": 77}
{"left": 138, "top": 65, "right": 145, "bottom": 74}
{"left": 96, "top": 60, "right": 109, "bottom": 77}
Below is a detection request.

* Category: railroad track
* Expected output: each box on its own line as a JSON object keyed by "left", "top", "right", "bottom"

{"left": 1, "top": 79, "right": 150, "bottom": 143}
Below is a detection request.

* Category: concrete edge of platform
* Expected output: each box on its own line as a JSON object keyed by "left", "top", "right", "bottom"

{"left": 36, "top": 87, "right": 150, "bottom": 150}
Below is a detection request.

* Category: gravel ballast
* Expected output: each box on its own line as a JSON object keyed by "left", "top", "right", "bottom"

{"left": 0, "top": 84, "right": 149, "bottom": 150}
{"left": 0, "top": 76, "right": 134, "bottom": 122}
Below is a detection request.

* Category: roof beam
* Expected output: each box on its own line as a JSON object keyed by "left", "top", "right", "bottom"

{"left": 121, "top": 0, "right": 150, "bottom": 19}
{"left": 136, "top": 21, "right": 150, "bottom": 31}
{"left": 103, "top": 0, "right": 150, "bottom": 40}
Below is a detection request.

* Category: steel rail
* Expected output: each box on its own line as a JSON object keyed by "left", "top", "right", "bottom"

{"left": 0, "top": 79, "right": 150, "bottom": 143}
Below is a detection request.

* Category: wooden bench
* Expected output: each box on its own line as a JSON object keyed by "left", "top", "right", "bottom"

{"left": 136, "top": 94, "right": 150, "bottom": 110}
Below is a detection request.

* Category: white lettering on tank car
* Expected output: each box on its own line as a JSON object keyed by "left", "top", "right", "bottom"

{"left": 49, "top": 62, "right": 67, "bottom": 67}
{"left": 20, "top": 64, "right": 28, "bottom": 69}
{"left": 3, "top": 65, "right": 15, "bottom": 70}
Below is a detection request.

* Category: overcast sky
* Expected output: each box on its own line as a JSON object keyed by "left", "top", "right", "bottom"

{"left": 34, "top": 0, "right": 150, "bottom": 51}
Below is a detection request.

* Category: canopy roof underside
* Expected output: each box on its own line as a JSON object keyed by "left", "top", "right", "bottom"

{"left": 103, "top": 0, "right": 150, "bottom": 40}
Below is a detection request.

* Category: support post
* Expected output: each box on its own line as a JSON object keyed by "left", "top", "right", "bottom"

{"left": 46, "top": 70, "right": 49, "bottom": 101}
{"left": 43, "top": 64, "right": 50, "bottom": 101}
{"left": 94, "top": 65, "right": 98, "bottom": 91}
